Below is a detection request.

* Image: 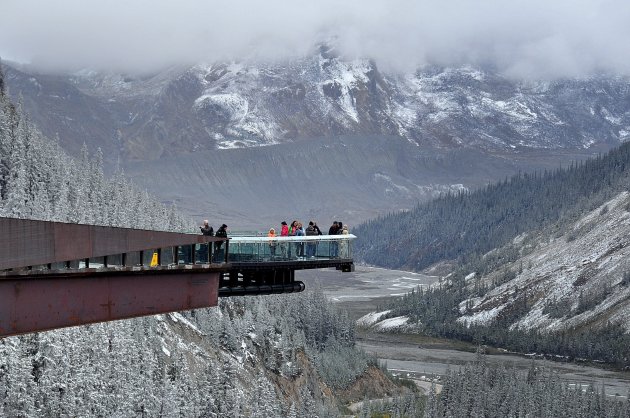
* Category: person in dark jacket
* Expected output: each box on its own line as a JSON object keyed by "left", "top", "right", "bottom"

{"left": 214, "top": 224, "right": 228, "bottom": 261}
{"left": 328, "top": 221, "right": 339, "bottom": 257}
{"left": 200, "top": 220, "right": 214, "bottom": 236}
{"left": 305, "top": 221, "right": 318, "bottom": 257}
{"left": 196, "top": 220, "right": 214, "bottom": 262}
{"left": 328, "top": 221, "right": 339, "bottom": 235}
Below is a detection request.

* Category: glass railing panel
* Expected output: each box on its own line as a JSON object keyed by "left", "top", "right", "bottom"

{"left": 228, "top": 242, "right": 252, "bottom": 262}
{"left": 50, "top": 262, "right": 68, "bottom": 270}
{"left": 160, "top": 248, "right": 174, "bottom": 266}
{"left": 339, "top": 240, "right": 350, "bottom": 259}
{"left": 177, "top": 245, "right": 194, "bottom": 264}
{"left": 88, "top": 256, "right": 105, "bottom": 268}
{"left": 107, "top": 254, "right": 122, "bottom": 267}
{"left": 125, "top": 251, "right": 141, "bottom": 267}
{"left": 143, "top": 251, "right": 156, "bottom": 266}
{"left": 30, "top": 264, "right": 49, "bottom": 271}
{"left": 227, "top": 235, "right": 356, "bottom": 262}
{"left": 196, "top": 243, "right": 210, "bottom": 263}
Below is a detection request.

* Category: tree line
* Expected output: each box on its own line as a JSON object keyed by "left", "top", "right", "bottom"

{"left": 355, "top": 132, "right": 630, "bottom": 366}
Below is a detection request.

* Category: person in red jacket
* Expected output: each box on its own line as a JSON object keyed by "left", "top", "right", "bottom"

{"left": 280, "top": 221, "right": 289, "bottom": 259}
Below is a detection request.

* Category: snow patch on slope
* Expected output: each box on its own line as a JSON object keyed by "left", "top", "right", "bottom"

{"left": 374, "top": 316, "right": 409, "bottom": 331}
{"left": 456, "top": 191, "right": 630, "bottom": 333}
{"left": 357, "top": 310, "right": 392, "bottom": 327}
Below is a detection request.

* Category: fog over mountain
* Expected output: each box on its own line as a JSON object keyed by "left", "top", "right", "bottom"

{"left": 3, "top": 0, "right": 630, "bottom": 78}
{"left": 3, "top": 1, "right": 630, "bottom": 227}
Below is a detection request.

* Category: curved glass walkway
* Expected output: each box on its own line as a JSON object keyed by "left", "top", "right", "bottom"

{"left": 225, "top": 234, "right": 354, "bottom": 263}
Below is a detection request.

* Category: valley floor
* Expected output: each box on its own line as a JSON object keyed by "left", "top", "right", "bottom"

{"left": 299, "top": 266, "right": 630, "bottom": 399}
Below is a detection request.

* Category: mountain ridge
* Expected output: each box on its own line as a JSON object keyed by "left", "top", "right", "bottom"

{"left": 4, "top": 52, "right": 629, "bottom": 224}
{"left": 4, "top": 51, "right": 629, "bottom": 164}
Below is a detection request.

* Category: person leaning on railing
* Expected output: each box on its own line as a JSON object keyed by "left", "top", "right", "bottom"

{"left": 199, "top": 220, "right": 214, "bottom": 236}
{"left": 197, "top": 220, "right": 214, "bottom": 263}
{"left": 295, "top": 223, "right": 305, "bottom": 258}
{"left": 328, "top": 221, "right": 340, "bottom": 257}
{"left": 214, "top": 224, "right": 228, "bottom": 260}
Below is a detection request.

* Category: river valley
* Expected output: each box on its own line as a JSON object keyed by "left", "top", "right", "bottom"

{"left": 298, "top": 266, "right": 630, "bottom": 399}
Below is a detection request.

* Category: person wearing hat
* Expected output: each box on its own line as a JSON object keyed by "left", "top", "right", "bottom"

{"left": 214, "top": 224, "right": 228, "bottom": 261}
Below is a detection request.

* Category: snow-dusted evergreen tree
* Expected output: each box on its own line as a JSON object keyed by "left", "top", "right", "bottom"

{"left": 425, "top": 358, "right": 628, "bottom": 417}
{"left": 0, "top": 337, "right": 37, "bottom": 416}
{"left": 0, "top": 86, "right": 190, "bottom": 229}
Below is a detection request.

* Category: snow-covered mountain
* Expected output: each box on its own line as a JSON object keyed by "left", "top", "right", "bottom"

{"left": 5, "top": 46, "right": 630, "bottom": 161}
{"left": 3, "top": 48, "right": 630, "bottom": 225}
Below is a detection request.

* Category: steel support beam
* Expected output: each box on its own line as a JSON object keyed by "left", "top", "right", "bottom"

{"left": 0, "top": 271, "right": 219, "bottom": 338}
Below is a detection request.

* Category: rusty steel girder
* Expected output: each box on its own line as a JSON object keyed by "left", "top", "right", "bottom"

{"left": 0, "top": 269, "right": 220, "bottom": 338}
{"left": 0, "top": 217, "right": 222, "bottom": 270}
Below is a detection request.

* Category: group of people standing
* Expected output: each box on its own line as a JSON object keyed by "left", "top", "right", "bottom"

{"left": 198, "top": 219, "right": 350, "bottom": 260}
{"left": 267, "top": 220, "right": 349, "bottom": 259}
{"left": 198, "top": 220, "right": 228, "bottom": 261}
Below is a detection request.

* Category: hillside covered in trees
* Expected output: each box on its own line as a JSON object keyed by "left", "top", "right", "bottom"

{"left": 355, "top": 142, "right": 630, "bottom": 271}
{"left": 0, "top": 75, "right": 190, "bottom": 229}
{"left": 357, "top": 137, "right": 630, "bottom": 368}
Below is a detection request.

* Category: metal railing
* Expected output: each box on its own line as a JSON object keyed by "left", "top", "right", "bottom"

{"left": 2, "top": 235, "right": 355, "bottom": 275}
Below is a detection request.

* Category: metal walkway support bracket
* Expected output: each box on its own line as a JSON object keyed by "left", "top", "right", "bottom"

{"left": 0, "top": 270, "right": 220, "bottom": 337}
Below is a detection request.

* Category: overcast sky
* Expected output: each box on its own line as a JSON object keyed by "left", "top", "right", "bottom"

{"left": 2, "top": 0, "right": 630, "bottom": 78}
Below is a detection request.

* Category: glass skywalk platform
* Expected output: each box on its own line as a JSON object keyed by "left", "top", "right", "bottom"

{"left": 0, "top": 217, "right": 356, "bottom": 337}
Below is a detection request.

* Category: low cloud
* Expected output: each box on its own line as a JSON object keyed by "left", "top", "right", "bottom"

{"left": 2, "top": 0, "right": 630, "bottom": 78}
